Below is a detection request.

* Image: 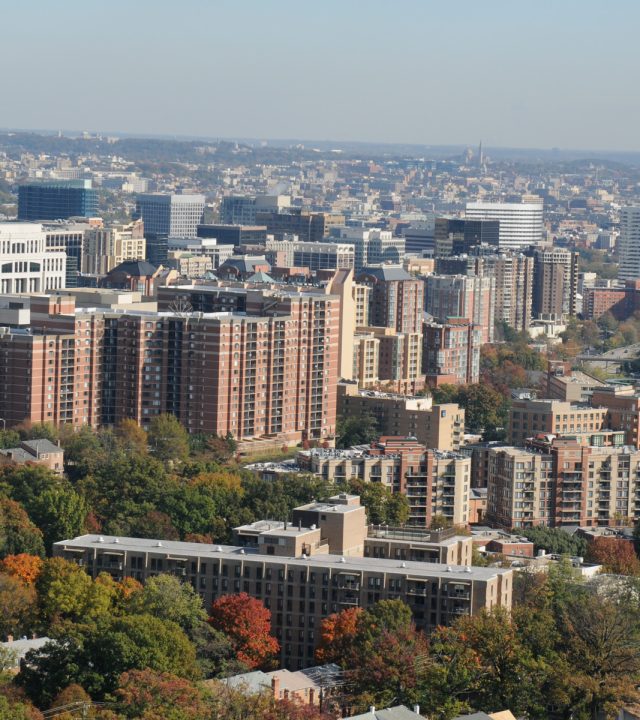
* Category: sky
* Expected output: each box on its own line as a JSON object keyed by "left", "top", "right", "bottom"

{"left": 2, "top": 0, "right": 639, "bottom": 151}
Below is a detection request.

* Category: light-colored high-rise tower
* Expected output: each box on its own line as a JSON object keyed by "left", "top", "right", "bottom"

{"left": 619, "top": 207, "right": 640, "bottom": 281}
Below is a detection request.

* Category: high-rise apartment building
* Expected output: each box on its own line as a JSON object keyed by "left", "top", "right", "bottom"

{"left": 354, "top": 326, "right": 423, "bottom": 394}
{"left": 0, "top": 223, "right": 66, "bottom": 294}
{"left": 298, "top": 439, "right": 471, "bottom": 527}
{"left": 422, "top": 318, "right": 481, "bottom": 386}
{"left": 0, "top": 286, "right": 340, "bottom": 443}
{"left": 55, "top": 495, "right": 512, "bottom": 669}
{"left": 531, "top": 247, "right": 579, "bottom": 319}
{"left": 618, "top": 207, "right": 640, "bottom": 281}
{"left": 356, "top": 267, "right": 424, "bottom": 335}
{"left": 18, "top": 180, "right": 98, "bottom": 221}
{"left": 465, "top": 201, "right": 543, "bottom": 250}
{"left": 82, "top": 220, "right": 146, "bottom": 276}
{"left": 424, "top": 274, "right": 495, "bottom": 343}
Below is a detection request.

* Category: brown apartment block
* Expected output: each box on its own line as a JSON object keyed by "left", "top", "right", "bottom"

{"left": 0, "top": 285, "right": 341, "bottom": 443}
{"left": 337, "top": 382, "right": 465, "bottom": 451}
{"left": 55, "top": 496, "right": 511, "bottom": 670}
{"left": 486, "top": 437, "right": 640, "bottom": 529}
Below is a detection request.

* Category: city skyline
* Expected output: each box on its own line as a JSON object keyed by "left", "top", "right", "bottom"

{"left": 3, "top": 0, "right": 640, "bottom": 151}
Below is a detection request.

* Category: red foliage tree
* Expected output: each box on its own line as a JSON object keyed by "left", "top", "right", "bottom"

{"left": 1, "top": 554, "right": 43, "bottom": 584}
{"left": 315, "top": 607, "right": 363, "bottom": 664}
{"left": 586, "top": 536, "right": 640, "bottom": 575}
{"left": 209, "top": 592, "right": 279, "bottom": 669}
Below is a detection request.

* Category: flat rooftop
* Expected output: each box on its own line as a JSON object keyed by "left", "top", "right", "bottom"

{"left": 55, "top": 535, "right": 509, "bottom": 581}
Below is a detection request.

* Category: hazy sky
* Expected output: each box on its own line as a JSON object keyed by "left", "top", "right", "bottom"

{"left": 3, "top": 0, "right": 639, "bottom": 150}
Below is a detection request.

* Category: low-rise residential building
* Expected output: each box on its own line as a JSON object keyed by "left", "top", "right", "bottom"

{"left": 54, "top": 496, "right": 512, "bottom": 671}
{"left": 0, "top": 438, "right": 64, "bottom": 473}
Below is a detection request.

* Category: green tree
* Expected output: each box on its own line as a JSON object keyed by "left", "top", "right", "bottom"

{"left": 348, "top": 480, "right": 410, "bottom": 525}
{"left": 28, "top": 487, "right": 88, "bottom": 551}
{"left": 147, "top": 414, "right": 189, "bottom": 463}
{"left": 522, "top": 526, "right": 588, "bottom": 557}
{"left": 128, "top": 574, "right": 207, "bottom": 632}
{"left": 36, "top": 558, "right": 115, "bottom": 627}
{"left": 335, "top": 414, "right": 380, "bottom": 448}
{"left": 0, "top": 498, "right": 44, "bottom": 558}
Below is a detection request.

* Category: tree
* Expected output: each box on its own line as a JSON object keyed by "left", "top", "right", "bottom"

{"left": 559, "top": 592, "right": 640, "bottom": 719}
{"left": 28, "top": 487, "right": 88, "bottom": 551}
{"left": 522, "top": 526, "right": 588, "bottom": 557}
{"left": 115, "top": 669, "right": 208, "bottom": 720}
{"left": 321, "top": 601, "right": 429, "bottom": 712}
{"left": 0, "top": 572, "right": 36, "bottom": 638}
{"left": 130, "top": 510, "right": 179, "bottom": 541}
{"left": 335, "top": 414, "right": 380, "bottom": 449}
{"left": 429, "top": 513, "right": 453, "bottom": 530}
{"left": 18, "top": 614, "right": 199, "bottom": 704}
{"left": 0, "top": 498, "right": 44, "bottom": 558}
{"left": 113, "top": 419, "right": 148, "bottom": 457}
{"left": 0, "top": 553, "right": 43, "bottom": 584}
{"left": 347, "top": 479, "right": 410, "bottom": 525}
{"left": 0, "top": 694, "right": 43, "bottom": 720}
{"left": 128, "top": 574, "right": 207, "bottom": 632}
{"left": 586, "top": 536, "right": 640, "bottom": 575}
{"left": 147, "top": 414, "right": 189, "bottom": 463}
{"left": 36, "top": 558, "right": 115, "bottom": 627}
{"left": 209, "top": 593, "right": 279, "bottom": 670}
{"left": 49, "top": 684, "right": 91, "bottom": 711}
{"left": 315, "top": 607, "right": 363, "bottom": 664}
{"left": 189, "top": 622, "right": 248, "bottom": 679}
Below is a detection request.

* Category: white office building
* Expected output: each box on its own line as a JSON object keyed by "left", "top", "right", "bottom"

{"left": 331, "top": 227, "right": 405, "bottom": 270}
{"left": 0, "top": 223, "right": 66, "bottom": 294}
{"left": 465, "top": 201, "right": 543, "bottom": 250}
{"left": 618, "top": 207, "right": 640, "bottom": 281}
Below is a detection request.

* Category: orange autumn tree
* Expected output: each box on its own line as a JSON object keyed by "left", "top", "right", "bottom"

{"left": 1, "top": 554, "right": 43, "bottom": 584}
{"left": 209, "top": 592, "right": 279, "bottom": 669}
{"left": 586, "top": 536, "right": 640, "bottom": 575}
{"left": 315, "top": 607, "right": 363, "bottom": 664}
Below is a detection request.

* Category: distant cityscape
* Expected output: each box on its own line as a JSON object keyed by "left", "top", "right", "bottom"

{"left": 1, "top": 126, "right": 640, "bottom": 719}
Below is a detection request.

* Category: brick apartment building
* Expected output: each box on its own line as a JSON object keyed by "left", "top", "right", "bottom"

{"left": 298, "top": 436, "right": 471, "bottom": 527}
{"left": 55, "top": 495, "right": 511, "bottom": 670}
{"left": 422, "top": 318, "right": 481, "bottom": 387}
{"left": 0, "top": 285, "right": 340, "bottom": 443}
{"left": 509, "top": 386, "right": 640, "bottom": 449}
{"left": 486, "top": 437, "right": 640, "bottom": 529}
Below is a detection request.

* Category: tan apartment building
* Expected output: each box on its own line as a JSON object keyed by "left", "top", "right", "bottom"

{"left": 82, "top": 220, "right": 146, "bottom": 276}
{"left": 338, "top": 382, "right": 465, "bottom": 451}
{"left": 54, "top": 496, "right": 511, "bottom": 670}
{"left": 510, "top": 391, "right": 640, "bottom": 449}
